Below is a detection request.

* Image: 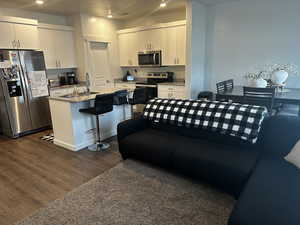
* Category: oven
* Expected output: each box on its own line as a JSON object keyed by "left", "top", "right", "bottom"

{"left": 138, "top": 51, "right": 161, "bottom": 67}
{"left": 135, "top": 83, "right": 158, "bottom": 101}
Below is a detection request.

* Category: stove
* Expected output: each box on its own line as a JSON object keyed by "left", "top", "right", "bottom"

{"left": 135, "top": 72, "right": 174, "bottom": 100}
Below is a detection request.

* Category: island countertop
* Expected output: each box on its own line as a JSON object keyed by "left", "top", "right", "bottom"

{"left": 49, "top": 88, "right": 132, "bottom": 103}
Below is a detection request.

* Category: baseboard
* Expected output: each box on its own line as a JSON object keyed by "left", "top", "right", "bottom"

{"left": 54, "top": 139, "right": 79, "bottom": 152}
{"left": 54, "top": 130, "right": 117, "bottom": 152}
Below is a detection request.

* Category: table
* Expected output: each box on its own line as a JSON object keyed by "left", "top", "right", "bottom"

{"left": 216, "top": 86, "right": 300, "bottom": 116}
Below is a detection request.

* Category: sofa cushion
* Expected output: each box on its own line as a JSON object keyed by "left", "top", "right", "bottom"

{"left": 228, "top": 156, "right": 300, "bottom": 225}
{"left": 120, "top": 128, "right": 259, "bottom": 197}
{"left": 119, "top": 129, "right": 183, "bottom": 168}
{"left": 171, "top": 139, "right": 259, "bottom": 198}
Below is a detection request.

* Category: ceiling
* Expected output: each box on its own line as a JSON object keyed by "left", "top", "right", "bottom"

{"left": 0, "top": 0, "right": 187, "bottom": 19}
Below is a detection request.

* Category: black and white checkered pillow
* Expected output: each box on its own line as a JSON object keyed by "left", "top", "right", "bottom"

{"left": 143, "top": 98, "right": 268, "bottom": 144}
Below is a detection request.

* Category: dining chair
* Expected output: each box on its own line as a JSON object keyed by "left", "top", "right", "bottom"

{"left": 216, "top": 81, "right": 227, "bottom": 94}
{"left": 243, "top": 87, "right": 275, "bottom": 114}
{"left": 225, "top": 79, "right": 234, "bottom": 91}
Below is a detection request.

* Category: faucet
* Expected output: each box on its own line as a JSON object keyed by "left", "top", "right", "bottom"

{"left": 86, "top": 73, "right": 91, "bottom": 94}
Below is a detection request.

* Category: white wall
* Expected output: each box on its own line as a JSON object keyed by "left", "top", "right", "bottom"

{"left": 205, "top": 0, "right": 300, "bottom": 91}
{"left": 0, "top": 8, "right": 68, "bottom": 25}
{"left": 185, "top": 0, "right": 207, "bottom": 99}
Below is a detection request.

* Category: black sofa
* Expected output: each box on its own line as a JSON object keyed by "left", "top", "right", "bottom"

{"left": 118, "top": 115, "right": 300, "bottom": 225}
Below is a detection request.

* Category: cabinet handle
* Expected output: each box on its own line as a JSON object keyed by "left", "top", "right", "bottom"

{"left": 59, "top": 60, "right": 62, "bottom": 68}
{"left": 177, "top": 57, "right": 179, "bottom": 65}
{"left": 18, "top": 40, "right": 21, "bottom": 48}
{"left": 174, "top": 58, "right": 177, "bottom": 65}
{"left": 12, "top": 41, "right": 15, "bottom": 48}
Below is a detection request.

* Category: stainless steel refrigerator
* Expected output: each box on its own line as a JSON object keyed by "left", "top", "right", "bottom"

{"left": 0, "top": 50, "right": 51, "bottom": 138}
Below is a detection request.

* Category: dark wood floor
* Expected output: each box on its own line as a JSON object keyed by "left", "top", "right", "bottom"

{"left": 0, "top": 131, "right": 122, "bottom": 225}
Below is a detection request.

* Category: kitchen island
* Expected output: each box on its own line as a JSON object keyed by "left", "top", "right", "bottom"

{"left": 49, "top": 88, "right": 132, "bottom": 151}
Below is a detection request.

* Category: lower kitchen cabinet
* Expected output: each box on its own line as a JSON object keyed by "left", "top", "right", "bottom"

{"left": 158, "top": 85, "right": 186, "bottom": 99}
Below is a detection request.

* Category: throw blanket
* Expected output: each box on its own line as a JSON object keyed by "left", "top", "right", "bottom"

{"left": 143, "top": 98, "right": 268, "bottom": 144}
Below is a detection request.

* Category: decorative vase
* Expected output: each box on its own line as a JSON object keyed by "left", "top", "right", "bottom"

{"left": 254, "top": 78, "right": 268, "bottom": 88}
{"left": 272, "top": 70, "right": 288, "bottom": 85}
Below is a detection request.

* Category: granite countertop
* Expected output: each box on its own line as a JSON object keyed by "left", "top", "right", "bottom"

{"left": 115, "top": 80, "right": 185, "bottom": 86}
{"left": 50, "top": 82, "right": 86, "bottom": 90}
{"left": 49, "top": 87, "right": 134, "bottom": 103}
{"left": 114, "top": 80, "right": 138, "bottom": 84}
{"left": 157, "top": 81, "right": 186, "bottom": 86}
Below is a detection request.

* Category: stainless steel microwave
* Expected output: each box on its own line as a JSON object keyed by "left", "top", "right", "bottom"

{"left": 138, "top": 51, "right": 161, "bottom": 67}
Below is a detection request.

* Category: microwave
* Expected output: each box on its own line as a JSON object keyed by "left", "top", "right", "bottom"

{"left": 138, "top": 51, "right": 161, "bottom": 67}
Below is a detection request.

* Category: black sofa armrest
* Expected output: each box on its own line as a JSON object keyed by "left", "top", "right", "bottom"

{"left": 229, "top": 156, "right": 300, "bottom": 225}
{"left": 117, "top": 117, "right": 149, "bottom": 158}
{"left": 117, "top": 117, "right": 149, "bottom": 141}
{"left": 260, "top": 116, "right": 300, "bottom": 157}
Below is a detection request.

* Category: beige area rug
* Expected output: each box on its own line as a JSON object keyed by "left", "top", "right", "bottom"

{"left": 14, "top": 160, "right": 235, "bottom": 225}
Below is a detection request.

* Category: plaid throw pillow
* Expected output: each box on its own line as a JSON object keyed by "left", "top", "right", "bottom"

{"left": 143, "top": 98, "right": 268, "bottom": 144}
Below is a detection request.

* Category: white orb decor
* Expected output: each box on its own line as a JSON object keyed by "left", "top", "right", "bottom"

{"left": 254, "top": 77, "right": 268, "bottom": 88}
{"left": 272, "top": 70, "right": 289, "bottom": 85}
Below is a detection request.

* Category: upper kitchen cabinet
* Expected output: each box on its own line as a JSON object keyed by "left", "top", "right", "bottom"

{"left": 118, "top": 20, "right": 186, "bottom": 67}
{"left": 0, "top": 22, "right": 15, "bottom": 49}
{"left": 138, "top": 28, "right": 163, "bottom": 51}
{"left": 162, "top": 24, "right": 186, "bottom": 66}
{"left": 14, "top": 23, "right": 39, "bottom": 50}
{"left": 119, "top": 32, "right": 139, "bottom": 67}
{"left": 39, "top": 24, "right": 77, "bottom": 69}
{"left": 0, "top": 17, "right": 39, "bottom": 50}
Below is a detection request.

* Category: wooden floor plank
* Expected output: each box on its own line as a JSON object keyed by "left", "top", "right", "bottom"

{"left": 0, "top": 130, "right": 122, "bottom": 225}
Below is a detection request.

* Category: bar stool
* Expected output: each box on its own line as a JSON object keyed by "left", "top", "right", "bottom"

{"left": 128, "top": 87, "right": 147, "bottom": 118}
{"left": 79, "top": 94, "right": 114, "bottom": 152}
{"left": 113, "top": 90, "right": 128, "bottom": 120}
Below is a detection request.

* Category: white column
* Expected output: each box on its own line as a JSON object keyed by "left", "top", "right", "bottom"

{"left": 185, "top": 0, "right": 207, "bottom": 99}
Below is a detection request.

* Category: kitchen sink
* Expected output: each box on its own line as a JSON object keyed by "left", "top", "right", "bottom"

{"left": 61, "top": 92, "right": 99, "bottom": 98}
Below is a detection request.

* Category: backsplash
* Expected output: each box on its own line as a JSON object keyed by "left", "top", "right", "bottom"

{"left": 121, "top": 66, "right": 185, "bottom": 81}
{"left": 46, "top": 68, "right": 78, "bottom": 80}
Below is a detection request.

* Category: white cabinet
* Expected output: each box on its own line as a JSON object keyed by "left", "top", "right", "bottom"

{"left": 39, "top": 26, "right": 77, "bottom": 69}
{"left": 138, "top": 28, "right": 163, "bottom": 51}
{"left": 0, "top": 22, "right": 15, "bottom": 49}
{"left": 162, "top": 25, "right": 186, "bottom": 66}
{"left": 119, "top": 32, "right": 139, "bottom": 67}
{"left": 118, "top": 21, "right": 186, "bottom": 67}
{"left": 14, "top": 23, "right": 39, "bottom": 50}
{"left": 0, "top": 20, "right": 39, "bottom": 50}
{"left": 158, "top": 85, "right": 186, "bottom": 99}
{"left": 55, "top": 30, "right": 77, "bottom": 68}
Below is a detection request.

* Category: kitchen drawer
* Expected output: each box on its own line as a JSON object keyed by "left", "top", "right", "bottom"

{"left": 158, "top": 85, "right": 186, "bottom": 100}
{"left": 158, "top": 85, "right": 185, "bottom": 92}
{"left": 115, "top": 83, "right": 136, "bottom": 89}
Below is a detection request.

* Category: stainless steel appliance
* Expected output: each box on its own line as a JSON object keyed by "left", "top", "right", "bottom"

{"left": 136, "top": 72, "right": 174, "bottom": 100}
{"left": 138, "top": 50, "right": 162, "bottom": 67}
{"left": 0, "top": 50, "right": 51, "bottom": 138}
{"left": 66, "top": 72, "right": 77, "bottom": 85}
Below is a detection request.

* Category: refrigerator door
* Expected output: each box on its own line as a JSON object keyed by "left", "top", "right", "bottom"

{"left": 0, "top": 50, "right": 33, "bottom": 137}
{"left": 19, "top": 51, "right": 52, "bottom": 130}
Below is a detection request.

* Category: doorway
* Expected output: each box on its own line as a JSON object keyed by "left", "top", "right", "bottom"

{"left": 88, "top": 42, "right": 112, "bottom": 91}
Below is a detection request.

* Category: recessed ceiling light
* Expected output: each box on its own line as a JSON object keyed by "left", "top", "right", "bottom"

{"left": 160, "top": 1, "right": 167, "bottom": 8}
{"left": 35, "top": 0, "right": 44, "bottom": 5}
